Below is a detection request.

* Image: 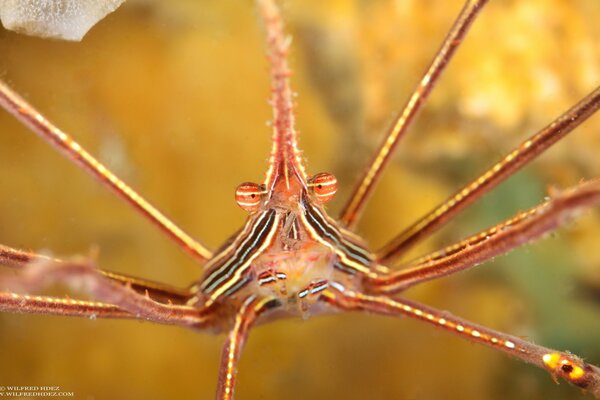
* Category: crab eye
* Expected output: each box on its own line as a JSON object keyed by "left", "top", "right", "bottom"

{"left": 308, "top": 172, "right": 337, "bottom": 203}
{"left": 235, "top": 182, "right": 265, "bottom": 212}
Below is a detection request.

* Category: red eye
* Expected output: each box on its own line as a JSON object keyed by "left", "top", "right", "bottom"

{"left": 235, "top": 182, "right": 265, "bottom": 212}
{"left": 309, "top": 172, "right": 337, "bottom": 203}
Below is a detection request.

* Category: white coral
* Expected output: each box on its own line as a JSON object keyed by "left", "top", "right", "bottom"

{"left": 0, "top": 0, "right": 125, "bottom": 41}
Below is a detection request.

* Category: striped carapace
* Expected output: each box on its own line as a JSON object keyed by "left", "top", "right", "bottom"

{"left": 0, "top": 0, "right": 599, "bottom": 399}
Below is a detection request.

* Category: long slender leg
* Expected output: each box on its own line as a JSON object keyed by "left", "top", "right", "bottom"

{"left": 216, "top": 296, "right": 279, "bottom": 400}
{"left": 0, "top": 292, "right": 133, "bottom": 320}
{"left": 0, "top": 291, "right": 209, "bottom": 328}
{"left": 339, "top": 0, "right": 489, "bottom": 228}
{"left": 323, "top": 289, "right": 600, "bottom": 396}
{"left": 367, "top": 178, "right": 600, "bottom": 293}
{"left": 0, "top": 259, "right": 208, "bottom": 327}
{"left": 0, "top": 80, "right": 212, "bottom": 263}
{"left": 378, "top": 86, "right": 600, "bottom": 264}
{"left": 0, "top": 244, "right": 192, "bottom": 304}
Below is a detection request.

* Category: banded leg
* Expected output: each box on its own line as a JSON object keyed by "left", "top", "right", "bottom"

{"left": 0, "top": 259, "right": 208, "bottom": 327}
{"left": 367, "top": 178, "right": 600, "bottom": 293}
{"left": 216, "top": 296, "right": 280, "bottom": 400}
{"left": 323, "top": 289, "right": 600, "bottom": 396}
{"left": 378, "top": 86, "right": 600, "bottom": 264}
{"left": 340, "top": 0, "right": 490, "bottom": 228}
{"left": 0, "top": 244, "right": 192, "bottom": 304}
{"left": 0, "top": 80, "right": 212, "bottom": 263}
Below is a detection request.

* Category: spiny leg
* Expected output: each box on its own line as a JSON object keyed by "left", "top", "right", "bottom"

{"left": 367, "top": 178, "right": 600, "bottom": 293}
{"left": 0, "top": 258, "right": 208, "bottom": 327}
{"left": 339, "top": 0, "right": 490, "bottom": 228}
{"left": 378, "top": 86, "right": 600, "bottom": 264}
{"left": 0, "top": 244, "right": 192, "bottom": 304}
{"left": 0, "top": 80, "right": 212, "bottom": 263}
{"left": 323, "top": 289, "right": 600, "bottom": 396}
{"left": 216, "top": 296, "right": 280, "bottom": 400}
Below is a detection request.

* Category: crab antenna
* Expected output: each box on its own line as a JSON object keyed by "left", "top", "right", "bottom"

{"left": 257, "top": 0, "right": 307, "bottom": 191}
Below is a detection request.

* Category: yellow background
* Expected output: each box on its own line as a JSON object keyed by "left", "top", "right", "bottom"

{"left": 0, "top": 0, "right": 599, "bottom": 399}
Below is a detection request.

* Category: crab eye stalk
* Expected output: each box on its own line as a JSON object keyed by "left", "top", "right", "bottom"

{"left": 308, "top": 172, "right": 338, "bottom": 204}
{"left": 235, "top": 182, "right": 266, "bottom": 212}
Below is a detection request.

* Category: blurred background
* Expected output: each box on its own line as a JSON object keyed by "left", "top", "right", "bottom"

{"left": 0, "top": 0, "right": 599, "bottom": 399}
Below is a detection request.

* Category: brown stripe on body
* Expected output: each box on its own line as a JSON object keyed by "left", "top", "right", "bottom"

{"left": 199, "top": 209, "right": 280, "bottom": 304}
{"left": 299, "top": 192, "right": 375, "bottom": 277}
